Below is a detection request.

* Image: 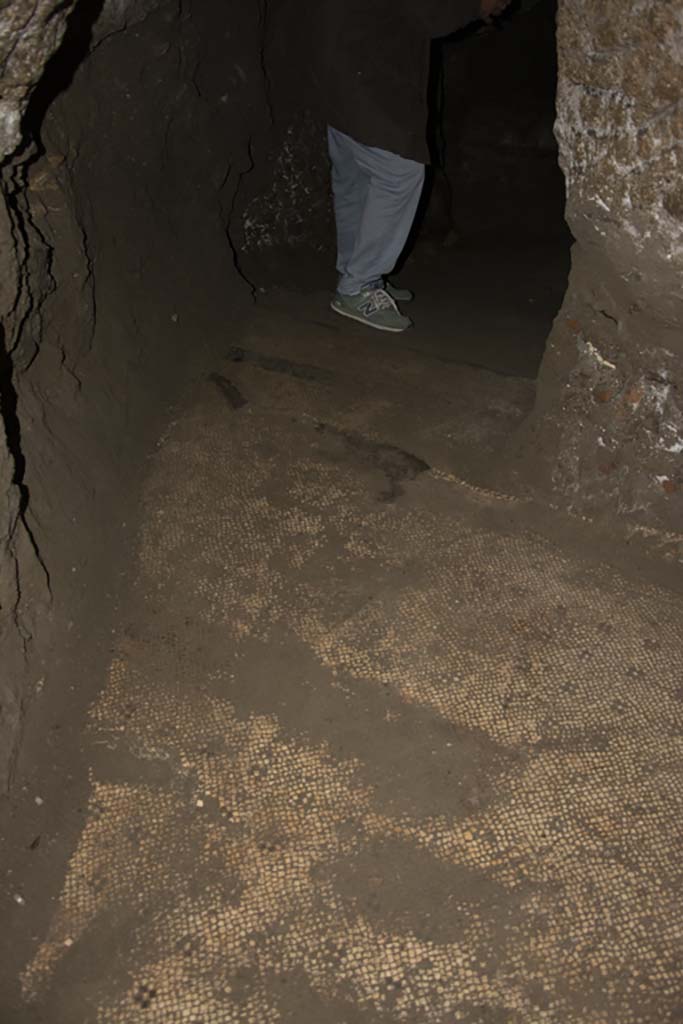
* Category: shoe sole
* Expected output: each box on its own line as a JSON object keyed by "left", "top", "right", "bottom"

{"left": 330, "top": 302, "right": 411, "bottom": 333}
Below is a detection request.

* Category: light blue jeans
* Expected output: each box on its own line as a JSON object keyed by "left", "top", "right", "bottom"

{"left": 327, "top": 126, "right": 425, "bottom": 296}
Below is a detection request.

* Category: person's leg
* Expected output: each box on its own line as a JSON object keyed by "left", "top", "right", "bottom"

{"left": 327, "top": 127, "right": 369, "bottom": 280}
{"left": 336, "top": 138, "right": 425, "bottom": 297}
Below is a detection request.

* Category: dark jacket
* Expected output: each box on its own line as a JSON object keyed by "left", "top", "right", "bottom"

{"left": 315, "top": 1, "right": 482, "bottom": 163}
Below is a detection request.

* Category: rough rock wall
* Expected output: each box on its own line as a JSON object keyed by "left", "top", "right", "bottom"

{"left": 236, "top": 0, "right": 334, "bottom": 271}
{"left": 0, "top": 0, "right": 75, "bottom": 155}
{"left": 0, "top": 0, "right": 77, "bottom": 790}
{"left": 512, "top": 0, "right": 683, "bottom": 530}
{"left": 0, "top": 0, "right": 268, "bottom": 787}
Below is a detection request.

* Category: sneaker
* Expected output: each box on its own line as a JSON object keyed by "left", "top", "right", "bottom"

{"left": 331, "top": 288, "right": 412, "bottom": 333}
{"left": 385, "top": 280, "right": 414, "bottom": 303}
{"left": 368, "top": 278, "right": 414, "bottom": 303}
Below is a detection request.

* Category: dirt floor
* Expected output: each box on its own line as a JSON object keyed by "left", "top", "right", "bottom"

{"left": 2, "top": 241, "right": 683, "bottom": 1023}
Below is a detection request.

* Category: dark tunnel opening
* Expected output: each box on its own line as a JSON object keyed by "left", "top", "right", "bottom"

{"left": 240, "top": 0, "right": 571, "bottom": 381}
{"left": 409, "top": 0, "right": 571, "bottom": 377}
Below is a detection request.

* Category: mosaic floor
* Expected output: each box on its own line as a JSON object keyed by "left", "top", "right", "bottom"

{"left": 19, "top": 308, "right": 683, "bottom": 1022}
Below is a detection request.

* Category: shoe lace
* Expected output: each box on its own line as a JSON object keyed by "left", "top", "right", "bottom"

{"left": 358, "top": 288, "right": 397, "bottom": 316}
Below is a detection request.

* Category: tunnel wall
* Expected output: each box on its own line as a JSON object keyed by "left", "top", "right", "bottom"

{"left": 236, "top": 0, "right": 334, "bottom": 271}
{"left": 511, "top": 0, "right": 683, "bottom": 530}
{"left": 1, "top": 0, "right": 77, "bottom": 789}
{"left": 0, "top": 0, "right": 269, "bottom": 787}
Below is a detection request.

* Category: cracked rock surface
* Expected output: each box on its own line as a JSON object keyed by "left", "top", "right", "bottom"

{"left": 0, "top": 0, "right": 262, "bottom": 786}
{"left": 513, "top": 0, "right": 683, "bottom": 529}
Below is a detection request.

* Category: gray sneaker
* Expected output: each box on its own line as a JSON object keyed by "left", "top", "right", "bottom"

{"left": 385, "top": 280, "right": 414, "bottom": 303}
{"left": 331, "top": 288, "right": 412, "bottom": 333}
{"left": 368, "top": 278, "right": 414, "bottom": 303}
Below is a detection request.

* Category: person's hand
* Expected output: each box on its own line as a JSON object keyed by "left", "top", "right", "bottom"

{"left": 480, "top": 0, "right": 512, "bottom": 20}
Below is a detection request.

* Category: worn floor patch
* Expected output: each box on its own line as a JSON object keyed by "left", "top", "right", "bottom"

{"left": 18, "top": 326, "right": 683, "bottom": 1023}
